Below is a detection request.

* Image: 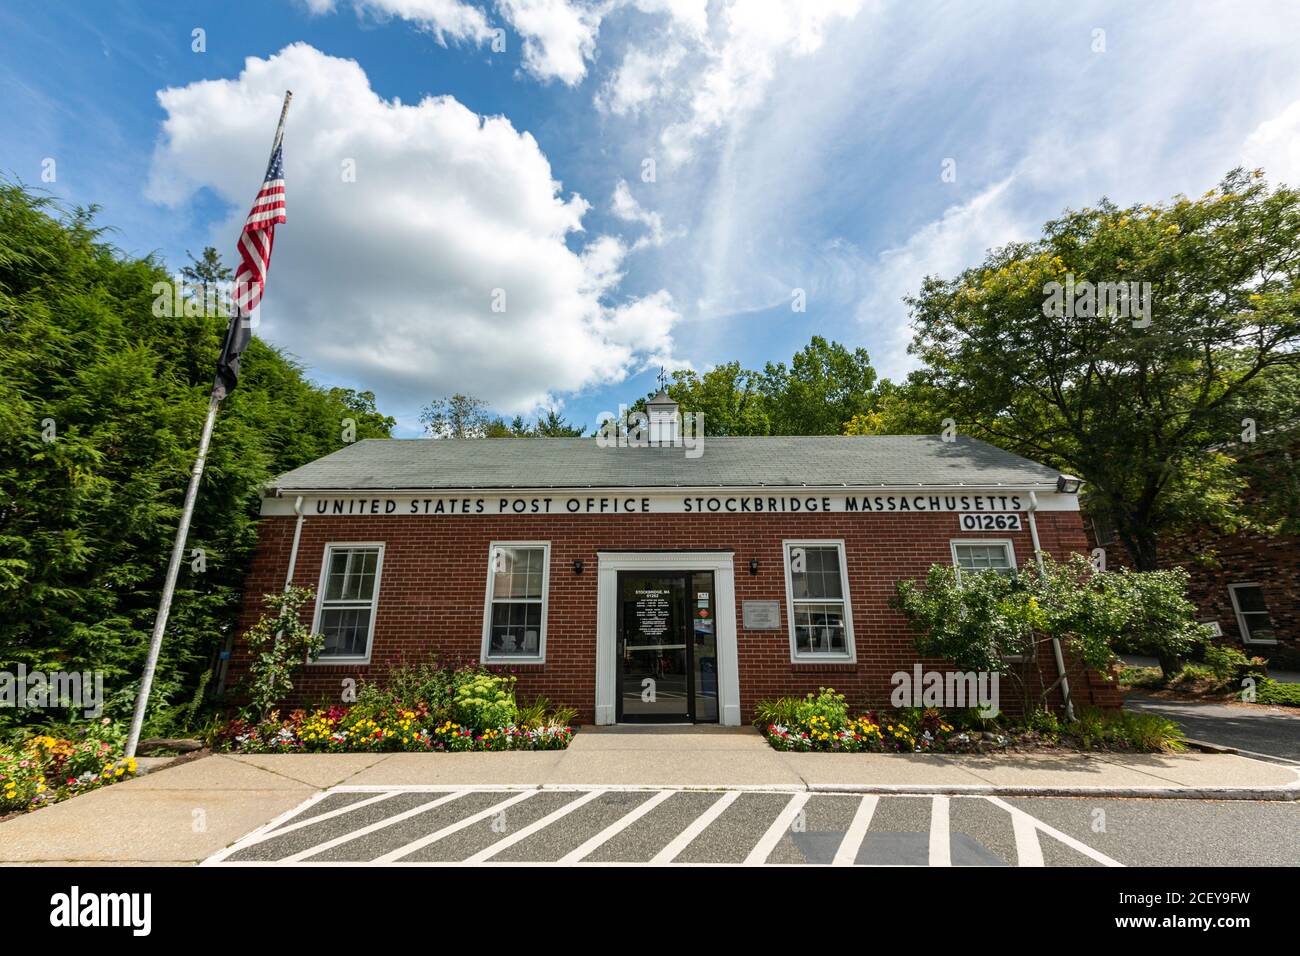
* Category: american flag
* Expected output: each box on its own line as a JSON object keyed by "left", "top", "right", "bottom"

{"left": 232, "top": 140, "right": 287, "bottom": 314}
{"left": 215, "top": 93, "right": 290, "bottom": 397}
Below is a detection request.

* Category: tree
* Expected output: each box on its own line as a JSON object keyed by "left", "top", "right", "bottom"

{"left": 180, "top": 246, "right": 234, "bottom": 315}
{"left": 761, "top": 336, "right": 878, "bottom": 435}
{"left": 905, "top": 169, "right": 1300, "bottom": 569}
{"left": 620, "top": 337, "right": 879, "bottom": 436}
{"left": 420, "top": 394, "right": 492, "bottom": 438}
{"left": 0, "top": 183, "right": 393, "bottom": 730}
{"left": 422, "top": 397, "right": 586, "bottom": 438}
{"left": 533, "top": 409, "right": 585, "bottom": 437}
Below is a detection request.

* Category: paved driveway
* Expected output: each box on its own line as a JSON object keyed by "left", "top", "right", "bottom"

{"left": 1124, "top": 692, "right": 1300, "bottom": 762}
{"left": 202, "top": 784, "right": 1300, "bottom": 867}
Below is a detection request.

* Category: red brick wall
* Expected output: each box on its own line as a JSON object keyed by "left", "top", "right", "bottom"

{"left": 228, "top": 508, "right": 1120, "bottom": 721}
{"left": 1087, "top": 522, "right": 1300, "bottom": 669}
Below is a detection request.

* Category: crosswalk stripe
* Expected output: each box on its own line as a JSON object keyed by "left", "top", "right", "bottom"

{"left": 1010, "top": 807, "right": 1045, "bottom": 866}
{"left": 928, "top": 795, "right": 951, "bottom": 866}
{"left": 237, "top": 791, "right": 404, "bottom": 847}
{"left": 984, "top": 796, "right": 1123, "bottom": 867}
{"left": 744, "top": 792, "right": 812, "bottom": 865}
{"left": 649, "top": 790, "right": 741, "bottom": 864}
{"left": 557, "top": 789, "right": 677, "bottom": 864}
{"left": 832, "top": 795, "right": 878, "bottom": 866}
{"left": 465, "top": 789, "right": 607, "bottom": 863}
{"left": 283, "top": 790, "right": 470, "bottom": 863}
{"left": 371, "top": 789, "right": 539, "bottom": 863}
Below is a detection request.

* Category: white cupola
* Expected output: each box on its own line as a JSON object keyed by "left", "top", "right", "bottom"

{"left": 646, "top": 389, "right": 680, "bottom": 444}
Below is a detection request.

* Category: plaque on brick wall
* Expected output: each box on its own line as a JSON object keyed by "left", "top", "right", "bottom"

{"left": 743, "top": 600, "right": 782, "bottom": 630}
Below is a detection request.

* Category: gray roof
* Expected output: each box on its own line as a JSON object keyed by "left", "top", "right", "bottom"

{"left": 267, "top": 435, "right": 1064, "bottom": 492}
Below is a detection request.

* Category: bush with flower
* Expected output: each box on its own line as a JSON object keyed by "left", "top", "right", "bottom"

{"left": 1, "top": 718, "right": 139, "bottom": 815}
{"left": 758, "top": 690, "right": 957, "bottom": 753}
{"left": 212, "top": 659, "right": 577, "bottom": 754}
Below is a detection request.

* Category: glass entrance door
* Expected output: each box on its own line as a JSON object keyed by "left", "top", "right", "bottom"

{"left": 617, "top": 570, "right": 717, "bottom": 723}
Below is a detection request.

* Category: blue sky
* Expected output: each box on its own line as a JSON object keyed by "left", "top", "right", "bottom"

{"left": 4, "top": 0, "right": 1300, "bottom": 436}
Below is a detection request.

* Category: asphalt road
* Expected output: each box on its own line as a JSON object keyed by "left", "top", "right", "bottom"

{"left": 204, "top": 786, "right": 1300, "bottom": 867}
{"left": 1124, "top": 692, "right": 1300, "bottom": 762}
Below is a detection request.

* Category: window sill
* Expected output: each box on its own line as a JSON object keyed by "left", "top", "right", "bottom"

{"left": 483, "top": 659, "right": 547, "bottom": 667}
{"left": 791, "top": 660, "right": 858, "bottom": 671}
{"left": 308, "top": 657, "right": 371, "bottom": 667}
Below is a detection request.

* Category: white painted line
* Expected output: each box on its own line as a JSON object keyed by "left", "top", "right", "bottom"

{"left": 832, "top": 795, "right": 878, "bottom": 866}
{"left": 928, "top": 795, "right": 951, "bottom": 866}
{"left": 283, "top": 790, "right": 471, "bottom": 863}
{"left": 985, "top": 796, "right": 1123, "bottom": 867}
{"left": 232, "top": 790, "right": 406, "bottom": 848}
{"left": 744, "top": 792, "right": 811, "bottom": 865}
{"left": 649, "top": 790, "right": 741, "bottom": 864}
{"left": 466, "top": 789, "right": 607, "bottom": 863}
{"left": 1010, "top": 809, "right": 1044, "bottom": 866}
{"left": 201, "top": 790, "right": 334, "bottom": 865}
{"left": 372, "top": 789, "right": 540, "bottom": 863}
{"left": 557, "top": 789, "right": 676, "bottom": 864}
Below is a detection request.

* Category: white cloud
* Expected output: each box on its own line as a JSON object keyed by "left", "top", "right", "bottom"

{"left": 147, "top": 43, "right": 679, "bottom": 415}
{"left": 1242, "top": 98, "right": 1300, "bottom": 186}
{"left": 599, "top": 289, "right": 686, "bottom": 371}
{"left": 304, "top": 0, "right": 494, "bottom": 44}
{"left": 658, "top": 0, "right": 865, "bottom": 165}
{"left": 597, "top": 42, "right": 686, "bottom": 115}
{"left": 497, "top": 0, "right": 604, "bottom": 85}
{"left": 854, "top": 177, "right": 1027, "bottom": 380}
{"left": 611, "top": 179, "right": 668, "bottom": 248}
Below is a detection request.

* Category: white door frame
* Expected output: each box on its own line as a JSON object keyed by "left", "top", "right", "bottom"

{"left": 595, "top": 551, "right": 741, "bottom": 726}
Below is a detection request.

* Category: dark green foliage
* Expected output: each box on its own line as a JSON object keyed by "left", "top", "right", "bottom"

{"left": 0, "top": 183, "right": 393, "bottom": 728}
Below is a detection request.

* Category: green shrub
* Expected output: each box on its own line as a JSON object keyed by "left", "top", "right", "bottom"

{"left": 1254, "top": 678, "right": 1300, "bottom": 707}
{"left": 242, "top": 587, "right": 326, "bottom": 720}
{"left": 1073, "top": 706, "right": 1186, "bottom": 752}
{"left": 752, "top": 696, "right": 801, "bottom": 728}
{"left": 794, "top": 688, "right": 850, "bottom": 731}
{"left": 450, "top": 673, "right": 518, "bottom": 730}
{"left": 1117, "top": 665, "right": 1164, "bottom": 688}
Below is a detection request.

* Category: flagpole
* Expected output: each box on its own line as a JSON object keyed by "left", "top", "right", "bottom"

{"left": 125, "top": 393, "right": 222, "bottom": 758}
{"left": 125, "top": 90, "right": 292, "bottom": 759}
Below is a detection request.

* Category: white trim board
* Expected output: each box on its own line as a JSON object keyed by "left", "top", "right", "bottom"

{"left": 595, "top": 551, "right": 741, "bottom": 727}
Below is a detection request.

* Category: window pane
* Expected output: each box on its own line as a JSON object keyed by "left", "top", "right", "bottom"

{"left": 956, "top": 544, "right": 1011, "bottom": 574}
{"left": 790, "top": 546, "right": 842, "bottom": 599}
{"left": 493, "top": 546, "right": 544, "bottom": 600}
{"left": 792, "top": 602, "right": 846, "bottom": 655}
{"left": 319, "top": 607, "right": 371, "bottom": 657}
{"left": 1242, "top": 613, "right": 1274, "bottom": 642}
{"left": 1233, "top": 586, "right": 1268, "bottom": 614}
{"left": 325, "top": 547, "right": 379, "bottom": 601}
{"left": 489, "top": 601, "right": 542, "bottom": 656}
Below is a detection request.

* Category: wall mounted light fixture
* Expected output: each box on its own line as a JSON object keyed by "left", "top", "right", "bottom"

{"left": 749, "top": 559, "right": 760, "bottom": 575}
{"left": 572, "top": 558, "right": 584, "bottom": 575}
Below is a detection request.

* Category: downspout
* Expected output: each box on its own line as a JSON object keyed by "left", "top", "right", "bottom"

{"left": 217, "top": 494, "right": 307, "bottom": 695}
{"left": 1027, "top": 491, "right": 1075, "bottom": 720}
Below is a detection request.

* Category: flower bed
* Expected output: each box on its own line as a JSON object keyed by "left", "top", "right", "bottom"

{"left": 215, "top": 705, "right": 574, "bottom": 753}
{"left": 1, "top": 719, "right": 139, "bottom": 815}
{"left": 756, "top": 688, "right": 1185, "bottom": 754}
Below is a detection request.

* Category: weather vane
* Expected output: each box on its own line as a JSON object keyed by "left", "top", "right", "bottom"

{"left": 657, "top": 365, "right": 667, "bottom": 390}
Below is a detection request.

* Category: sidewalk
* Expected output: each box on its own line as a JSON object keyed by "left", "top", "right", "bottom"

{"left": 1, "top": 726, "right": 1295, "bottom": 864}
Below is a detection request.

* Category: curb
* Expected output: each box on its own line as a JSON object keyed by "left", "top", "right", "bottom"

{"left": 334, "top": 781, "right": 1300, "bottom": 800}
{"left": 804, "top": 782, "right": 1300, "bottom": 801}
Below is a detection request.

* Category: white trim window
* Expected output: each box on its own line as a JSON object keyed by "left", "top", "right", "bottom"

{"left": 312, "top": 543, "right": 384, "bottom": 663}
{"left": 950, "top": 539, "right": 1017, "bottom": 581}
{"left": 1228, "top": 584, "right": 1276, "bottom": 644}
{"left": 482, "top": 542, "right": 550, "bottom": 662}
{"left": 783, "top": 540, "right": 855, "bottom": 661}
{"left": 950, "top": 539, "right": 1028, "bottom": 660}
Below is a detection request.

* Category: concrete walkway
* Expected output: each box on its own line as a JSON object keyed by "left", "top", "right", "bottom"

{"left": 1, "top": 726, "right": 1295, "bottom": 865}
